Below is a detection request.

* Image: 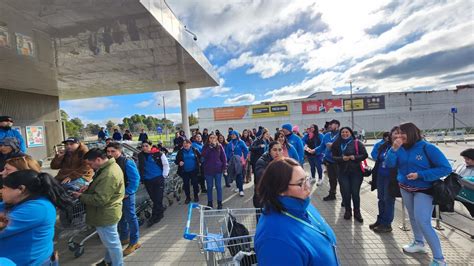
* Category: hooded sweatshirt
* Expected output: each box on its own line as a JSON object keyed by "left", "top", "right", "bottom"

{"left": 282, "top": 124, "right": 304, "bottom": 164}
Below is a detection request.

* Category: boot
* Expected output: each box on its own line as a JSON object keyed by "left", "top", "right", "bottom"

{"left": 217, "top": 201, "right": 223, "bottom": 210}
{"left": 193, "top": 194, "right": 199, "bottom": 203}
{"left": 207, "top": 201, "right": 213, "bottom": 208}
{"left": 369, "top": 221, "right": 380, "bottom": 230}
{"left": 354, "top": 209, "right": 364, "bottom": 223}
{"left": 185, "top": 197, "right": 191, "bottom": 204}
{"left": 344, "top": 208, "right": 352, "bottom": 220}
{"left": 323, "top": 194, "right": 336, "bottom": 201}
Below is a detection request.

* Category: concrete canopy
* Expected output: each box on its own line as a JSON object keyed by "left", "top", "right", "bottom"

{"left": 0, "top": 0, "right": 219, "bottom": 100}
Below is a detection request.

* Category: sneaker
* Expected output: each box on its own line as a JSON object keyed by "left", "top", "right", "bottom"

{"left": 207, "top": 201, "right": 213, "bottom": 208}
{"left": 402, "top": 241, "right": 427, "bottom": 253}
{"left": 239, "top": 191, "right": 244, "bottom": 197}
{"left": 316, "top": 179, "right": 323, "bottom": 186}
{"left": 373, "top": 224, "right": 392, "bottom": 233}
{"left": 343, "top": 209, "right": 352, "bottom": 220}
{"left": 147, "top": 214, "right": 164, "bottom": 228}
{"left": 234, "top": 188, "right": 240, "bottom": 193}
{"left": 369, "top": 222, "right": 380, "bottom": 230}
{"left": 225, "top": 184, "right": 231, "bottom": 188}
{"left": 217, "top": 202, "right": 223, "bottom": 210}
{"left": 193, "top": 196, "right": 199, "bottom": 202}
{"left": 323, "top": 194, "right": 336, "bottom": 201}
{"left": 184, "top": 198, "right": 191, "bottom": 204}
{"left": 123, "top": 243, "right": 142, "bottom": 256}
{"left": 201, "top": 188, "right": 208, "bottom": 193}
{"left": 429, "top": 259, "right": 447, "bottom": 266}
{"left": 120, "top": 239, "right": 130, "bottom": 245}
{"left": 96, "top": 260, "right": 110, "bottom": 266}
{"left": 310, "top": 179, "right": 317, "bottom": 184}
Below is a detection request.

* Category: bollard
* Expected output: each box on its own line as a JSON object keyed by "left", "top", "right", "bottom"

{"left": 399, "top": 198, "right": 410, "bottom": 231}
{"left": 433, "top": 205, "right": 444, "bottom": 231}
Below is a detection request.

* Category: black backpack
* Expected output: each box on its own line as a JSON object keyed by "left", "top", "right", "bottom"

{"left": 226, "top": 213, "right": 252, "bottom": 256}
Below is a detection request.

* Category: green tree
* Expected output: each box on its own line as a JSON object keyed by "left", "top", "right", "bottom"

{"left": 106, "top": 120, "right": 116, "bottom": 132}
{"left": 188, "top": 114, "right": 198, "bottom": 126}
{"left": 85, "top": 123, "right": 101, "bottom": 135}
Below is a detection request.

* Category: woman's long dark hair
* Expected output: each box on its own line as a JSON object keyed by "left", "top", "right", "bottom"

{"left": 378, "top": 126, "right": 400, "bottom": 155}
{"left": 399, "top": 122, "right": 422, "bottom": 149}
{"left": 331, "top": 126, "right": 356, "bottom": 156}
{"left": 257, "top": 158, "right": 300, "bottom": 213}
{"left": 3, "top": 170, "right": 74, "bottom": 210}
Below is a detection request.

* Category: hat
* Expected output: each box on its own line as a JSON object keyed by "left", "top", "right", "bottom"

{"left": 0, "top": 116, "right": 13, "bottom": 123}
{"left": 62, "top": 137, "right": 79, "bottom": 144}
{"left": 230, "top": 130, "right": 240, "bottom": 138}
{"left": 281, "top": 123, "right": 293, "bottom": 132}
{"left": 0, "top": 137, "right": 19, "bottom": 151}
{"left": 292, "top": 125, "right": 300, "bottom": 133}
{"left": 460, "top": 148, "right": 474, "bottom": 160}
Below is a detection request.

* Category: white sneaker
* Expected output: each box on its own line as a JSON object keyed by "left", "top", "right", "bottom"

{"left": 316, "top": 179, "right": 323, "bottom": 186}
{"left": 239, "top": 191, "right": 244, "bottom": 197}
{"left": 234, "top": 188, "right": 239, "bottom": 193}
{"left": 402, "top": 241, "right": 427, "bottom": 253}
{"left": 429, "top": 259, "right": 447, "bottom": 266}
{"left": 310, "top": 179, "right": 317, "bottom": 184}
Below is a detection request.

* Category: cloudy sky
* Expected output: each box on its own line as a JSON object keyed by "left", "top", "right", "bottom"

{"left": 61, "top": 0, "right": 474, "bottom": 125}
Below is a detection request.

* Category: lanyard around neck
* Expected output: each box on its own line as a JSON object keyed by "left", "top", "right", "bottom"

{"left": 282, "top": 211, "right": 332, "bottom": 244}
{"left": 340, "top": 139, "right": 352, "bottom": 152}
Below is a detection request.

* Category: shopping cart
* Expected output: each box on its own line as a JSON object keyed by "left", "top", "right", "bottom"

{"left": 184, "top": 203, "right": 261, "bottom": 266}
{"left": 163, "top": 174, "right": 184, "bottom": 207}
{"left": 57, "top": 199, "right": 97, "bottom": 258}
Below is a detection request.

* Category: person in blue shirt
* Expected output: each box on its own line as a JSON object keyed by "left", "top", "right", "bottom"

{"left": 137, "top": 140, "right": 170, "bottom": 227}
{"left": 112, "top": 129, "right": 122, "bottom": 141}
{"left": 302, "top": 124, "right": 324, "bottom": 185}
{"left": 281, "top": 123, "right": 304, "bottom": 165}
{"left": 255, "top": 158, "right": 339, "bottom": 266}
{"left": 385, "top": 122, "right": 451, "bottom": 266}
{"left": 0, "top": 116, "right": 26, "bottom": 153}
{"left": 225, "top": 130, "right": 249, "bottom": 196}
{"left": 98, "top": 127, "right": 107, "bottom": 141}
{"left": 106, "top": 142, "right": 141, "bottom": 256}
{"left": 369, "top": 130, "right": 398, "bottom": 233}
{"left": 175, "top": 139, "right": 202, "bottom": 204}
{"left": 0, "top": 170, "right": 73, "bottom": 265}
{"left": 315, "top": 119, "right": 341, "bottom": 201}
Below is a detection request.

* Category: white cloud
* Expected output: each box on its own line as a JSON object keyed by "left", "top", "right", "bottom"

{"left": 60, "top": 97, "right": 118, "bottom": 117}
{"left": 134, "top": 100, "right": 154, "bottom": 108}
{"left": 224, "top": 94, "right": 255, "bottom": 105}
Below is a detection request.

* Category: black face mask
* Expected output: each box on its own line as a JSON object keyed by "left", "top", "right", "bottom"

{"left": 0, "top": 126, "right": 12, "bottom": 130}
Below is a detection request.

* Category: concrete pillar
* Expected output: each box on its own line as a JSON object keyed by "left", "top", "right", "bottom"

{"left": 179, "top": 82, "right": 190, "bottom": 138}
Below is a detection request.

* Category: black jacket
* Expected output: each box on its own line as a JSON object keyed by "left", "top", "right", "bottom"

{"left": 253, "top": 152, "right": 274, "bottom": 208}
{"left": 332, "top": 139, "right": 368, "bottom": 175}
{"left": 249, "top": 138, "right": 269, "bottom": 164}
{"left": 175, "top": 147, "right": 201, "bottom": 176}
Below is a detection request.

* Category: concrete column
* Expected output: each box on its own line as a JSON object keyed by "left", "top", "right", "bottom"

{"left": 179, "top": 82, "right": 190, "bottom": 138}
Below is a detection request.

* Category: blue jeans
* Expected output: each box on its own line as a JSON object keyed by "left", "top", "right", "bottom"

{"left": 205, "top": 174, "right": 223, "bottom": 202}
{"left": 118, "top": 194, "right": 140, "bottom": 245}
{"left": 308, "top": 155, "right": 323, "bottom": 180}
{"left": 376, "top": 175, "right": 395, "bottom": 226}
{"left": 400, "top": 189, "right": 444, "bottom": 260}
{"left": 338, "top": 172, "right": 363, "bottom": 209}
{"left": 95, "top": 224, "right": 123, "bottom": 266}
{"left": 235, "top": 173, "right": 243, "bottom": 192}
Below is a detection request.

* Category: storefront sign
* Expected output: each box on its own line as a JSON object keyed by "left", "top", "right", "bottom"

{"left": 16, "top": 33, "right": 35, "bottom": 57}
{"left": 302, "top": 99, "right": 344, "bottom": 114}
{"left": 344, "top": 96, "right": 385, "bottom": 111}
{"left": 26, "top": 126, "right": 44, "bottom": 147}
{"left": 251, "top": 104, "right": 290, "bottom": 118}
{"left": 0, "top": 26, "right": 10, "bottom": 48}
{"left": 214, "top": 106, "right": 248, "bottom": 121}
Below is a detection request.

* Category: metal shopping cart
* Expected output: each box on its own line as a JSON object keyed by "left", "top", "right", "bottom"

{"left": 184, "top": 203, "right": 261, "bottom": 266}
{"left": 57, "top": 199, "right": 97, "bottom": 258}
{"left": 163, "top": 173, "right": 184, "bottom": 207}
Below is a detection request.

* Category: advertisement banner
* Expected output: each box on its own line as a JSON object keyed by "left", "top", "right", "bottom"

{"left": 344, "top": 96, "right": 385, "bottom": 111}
{"left": 302, "top": 99, "right": 343, "bottom": 114}
{"left": 251, "top": 104, "right": 290, "bottom": 118}
{"left": 26, "top": 126, "right": 45, "bottom": 147}
{"left": 16, "top": 33, "right": 35, "bottom": 57}
{"left": 0, "top": 26, "right": 10, "bottom": 48}
{"left": 214, "top": 106, "right": 248, "bottom": 121}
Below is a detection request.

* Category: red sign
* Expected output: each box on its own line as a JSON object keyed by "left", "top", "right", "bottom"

{"left": 214, "top": 107, "right": 248, "bottom": 121}
{"left": 302, "top": 99, "right": 344, "bottom": 114}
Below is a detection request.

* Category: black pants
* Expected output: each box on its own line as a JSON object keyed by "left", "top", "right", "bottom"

{"left": 182, "top": 170, "right": 200, "bottom": 199}
{"left": 144, "top": 177, "right": 165, "bottom": 219}
{"left": 325, "top": 161, "right": 339, "bottom": 196}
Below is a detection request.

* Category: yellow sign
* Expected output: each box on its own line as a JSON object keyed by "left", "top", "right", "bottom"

{"left": 344, "top": 99, "right": 364, "bottom": 111}
{"left": 251, "top": 104, "right": 290, "bottom": 118}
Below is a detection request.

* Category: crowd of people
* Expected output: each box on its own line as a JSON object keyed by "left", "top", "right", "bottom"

{"left": 0, "top": 113, "right": 473, "bottom": 266}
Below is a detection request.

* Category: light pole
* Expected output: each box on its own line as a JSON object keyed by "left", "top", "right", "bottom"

{"left": 158, "top": 95, "right": 168, "bottom": 142}
{"left": 348, "top": 80, "right": 355, "bottom": 129}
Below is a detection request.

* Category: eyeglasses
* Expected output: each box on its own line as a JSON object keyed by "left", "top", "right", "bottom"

{"left": 271, "top": 148, "right": 283, "bottom": 152}
{"left": 288, "top": 177, "right": 311, "bottom": 189}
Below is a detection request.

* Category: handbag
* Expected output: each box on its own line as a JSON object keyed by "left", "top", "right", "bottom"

{"left": 354, "top": 140, "right": 372, "bottom": 177}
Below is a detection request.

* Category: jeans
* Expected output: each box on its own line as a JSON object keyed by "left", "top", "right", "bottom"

{"left": 96, "top": 224, "right": 123, "bottom": 266}
{"left": 182, "top": 170, "right": 199, "bottom": 199}
{"left": 144, "top": 177, "right": 165, "bottom": 219}
{"left": 325, "top": 161, "right": 339, "bottom": 196}
{"left": 400, "top": 189, "right": 444, "bottom": 260}
{"left": 376, "top": 174, "right": 396, "bottom": 226}
{"left": 235, "top": 173, "right": 244, "bottom": 192}
{"left": 308, "top": 155, "right": 323, "bottom": 180}
{"left": 118, "top": 194, "right": 140, "bottom": 245}
{"left": 205, "top": 173, "right": 223, "bottom": 202}
{"left": 338, "top": 171, "right": 363, "bottom": 209}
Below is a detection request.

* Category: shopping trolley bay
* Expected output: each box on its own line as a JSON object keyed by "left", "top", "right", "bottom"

{"left": 55, "top": 142, "right": 473, "bottom": 265}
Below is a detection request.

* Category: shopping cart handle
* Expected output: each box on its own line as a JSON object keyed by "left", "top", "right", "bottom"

{"left": 183, "top": 202, "right": 200, "bottom": 240}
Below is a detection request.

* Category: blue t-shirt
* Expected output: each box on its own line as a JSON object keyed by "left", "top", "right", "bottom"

{"left": 0, "top": 197, "right": 56, "bottom": 265}
{"left": 183, "top": 148, "right": 197, "bottom": 172}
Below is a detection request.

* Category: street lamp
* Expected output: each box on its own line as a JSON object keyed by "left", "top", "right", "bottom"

{"left": 347, "top": 80, "right": 355, "bottom": 129}
{"left": 157, "top": 95, "right": 168, "bottom": 141}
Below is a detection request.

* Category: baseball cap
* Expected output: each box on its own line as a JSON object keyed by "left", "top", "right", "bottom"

{"left": 0, "top": 116, "right": 13, "bottom": 122}
{"left": 62, "top": 137, "right": 79, "bottom": 144}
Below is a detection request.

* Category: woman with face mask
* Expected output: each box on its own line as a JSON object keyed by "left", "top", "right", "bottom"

{"left": 201, "top": 133, "right": 227, "bottom": 209}
{"left": 331, "top": 126, "right": 368, "bottom": 223}
{"left": 255, "top": 158, "right": 339, "bottom": 265}
{"left": 0, "top": 170, "right": 73, "bottom": 265}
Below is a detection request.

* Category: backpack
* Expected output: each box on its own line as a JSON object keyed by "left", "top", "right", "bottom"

{"left": 226, "top": 213, "right": 252, "bottom": 256}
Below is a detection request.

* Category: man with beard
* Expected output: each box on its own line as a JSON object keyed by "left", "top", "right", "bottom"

{"left": 0, "top": 116, "right": 26, "bottom": 153}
